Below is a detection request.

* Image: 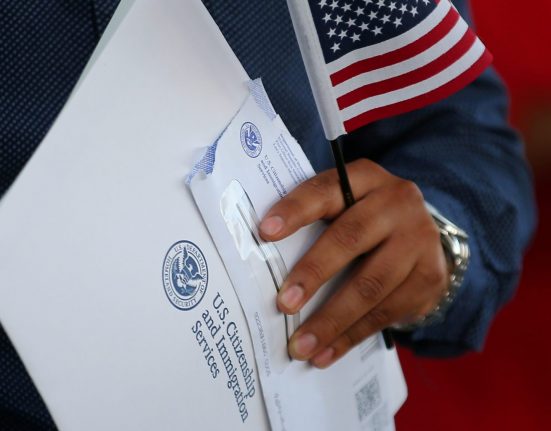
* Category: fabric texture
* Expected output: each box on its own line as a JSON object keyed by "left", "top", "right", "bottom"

{"left": 0, "top": 0, "right": 536, "bottom": 429}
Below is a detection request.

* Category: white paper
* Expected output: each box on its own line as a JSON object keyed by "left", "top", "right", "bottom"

{"left": 0, "top": 1, "right": 273, "bottom": 429}
{"left": 189, "top": 82, "right": 407, "bottom": 431}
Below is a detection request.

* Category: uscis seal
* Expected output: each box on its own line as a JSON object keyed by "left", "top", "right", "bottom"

{"left": 240, "top": 122, "right": 262, "bottom": 158}
{"left": 162, "top": 241, "right": 208, "bottom": 310}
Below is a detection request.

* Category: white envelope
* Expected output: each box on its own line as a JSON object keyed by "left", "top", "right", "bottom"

{"left": 0, "top": 0, "right": 271, "bottom": 429}
{"left": 189, "top": 84, "right": 406, "bottom": 431}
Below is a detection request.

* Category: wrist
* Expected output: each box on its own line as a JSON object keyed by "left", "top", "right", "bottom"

{"left": 394, "top": 202, "right": 470, "bottom": 331}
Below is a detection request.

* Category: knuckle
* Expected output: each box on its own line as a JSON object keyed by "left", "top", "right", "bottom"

{"left": 421, "top": 264, "right": 448, "bottom": 287}
{"left": 353, "top": 158, "right": 386, "bottom": 177}
{"left": 396, "top": 180, "right": 424, "bottom": 205}
{"left": 303, "top": 174, "right": 334, "bottom": 200}
{"left": 277, "top": 196, "right": 303, "bottom": 219}
{"left": 353, "top": 158, "right": 373, "bottom": 172}
{"left": 299, "top": 259, "right": 326, "bottom": 285}
{"left": 331, "top": 219, "right": 364, "bottom": 250}
{"left": 364, "top": 308, "right": 391, "bottom": 328}
{"left": 316, "top": 313, "right": 343, "bottom": 338}
{"left": 338, "top": 331, "right": 357, "bottom": 351}
{"left": 353, "top": 274, "right": 385, "bottom": 303}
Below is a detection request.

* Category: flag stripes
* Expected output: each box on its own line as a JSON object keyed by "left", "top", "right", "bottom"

{"left": 342, "top": 41, "right": 491, "bottom": 131}
{"left": 288, "top": 0, "right": 493, "bottom": 138}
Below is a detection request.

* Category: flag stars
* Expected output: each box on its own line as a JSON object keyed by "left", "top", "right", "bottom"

{"left": 317, "top": 0, "right": 435, "bottom": 51}
{"left": 346, "top": 17, "right": 357, "bottom": 27}
{"left": 330, "top": 42, "right": 341, "bottom": 52}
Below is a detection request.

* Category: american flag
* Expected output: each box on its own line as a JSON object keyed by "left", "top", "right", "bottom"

{"left": 287, "top": 0, "right": 492, "bottom": 139}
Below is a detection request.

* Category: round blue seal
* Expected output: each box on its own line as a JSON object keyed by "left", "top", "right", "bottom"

{"left": 240, "top": 122, "right": 263, "bottom": 158}
{"left": 162, "top": 241, "right": 208, "bottom": 310}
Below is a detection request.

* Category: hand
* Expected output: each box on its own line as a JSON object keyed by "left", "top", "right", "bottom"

{"left": 259, "top": 159, "right": 448, "bottom": 368}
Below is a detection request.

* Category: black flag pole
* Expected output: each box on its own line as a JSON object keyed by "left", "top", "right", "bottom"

{"left": 330, "top": 136, "right": 355, "bottom": 207}
{"left": 330, "top": 136, "right": 394, "bottom": 350}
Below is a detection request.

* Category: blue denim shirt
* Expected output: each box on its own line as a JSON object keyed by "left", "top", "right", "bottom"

{"left": 0, "top": 0, "right": 536, "bottom": 429}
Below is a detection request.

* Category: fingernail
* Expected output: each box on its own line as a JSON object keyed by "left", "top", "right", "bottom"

{"left": 279, "top": 284, "right": 304, "bottom": 310}
{"left": 260, "top": 216, "right": 284, "bottom": 236}
{"left": 291, "top": 333, "right": 318, "bottom": 358}
{"left": 311, "top": 347, "right": 335, "bottom": 369}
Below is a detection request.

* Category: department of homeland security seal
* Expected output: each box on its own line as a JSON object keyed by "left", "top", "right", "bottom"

{"left": 163, "top": 241, "right": 208, "bottom": 310}
{"left": 240, "top": 122, "right": 262, "bottom": 158}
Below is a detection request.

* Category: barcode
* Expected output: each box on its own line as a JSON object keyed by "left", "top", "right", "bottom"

{"left": 355, "top": 376, "right": 381, "bottom": 421}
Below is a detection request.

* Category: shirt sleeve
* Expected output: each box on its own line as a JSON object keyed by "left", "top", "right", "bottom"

{"left": 341, "top": 0, "right": 537, "bottom": 357}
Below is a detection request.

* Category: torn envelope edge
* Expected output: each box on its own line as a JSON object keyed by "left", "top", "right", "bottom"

{"left": 187, "top": 79, "right": 277, "bottom": 185}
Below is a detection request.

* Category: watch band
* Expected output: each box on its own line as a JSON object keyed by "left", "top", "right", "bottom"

{"left": 393, "top": 203, "right": 470, "bottom": 330}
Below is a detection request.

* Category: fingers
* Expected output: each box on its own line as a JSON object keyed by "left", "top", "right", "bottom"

{"left": 311, "top": 248, "right": 448, "bottom": 369}
{"left": 310, "top": 288, "right": 411, "bottom": 369}
{"left": 259, "top": 158, "right": 450, "bottom": 368}
{"left": 276, "top": 185, "right": 403, "bottom": 314}
{"left": 286, "top": 235, "right": 419, "bottom": 360}
{"left": 276, "top": 177, "right": 430, "bottom": 314}
{"left": 259, "top": 159, "right": 394, "bottom": 240}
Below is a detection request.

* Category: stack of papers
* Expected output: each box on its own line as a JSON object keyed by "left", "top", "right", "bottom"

{"left": 190, "top": 80, "right": 406, "bottom": 431}
{"left": 0, "top": 1, "right": 406, "bottom": 430}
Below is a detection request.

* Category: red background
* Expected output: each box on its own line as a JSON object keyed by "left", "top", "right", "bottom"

{"left": 395, "top": 1, "right": 551, "bottom": 430}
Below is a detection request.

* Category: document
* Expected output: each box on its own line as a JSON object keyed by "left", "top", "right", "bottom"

{"left": 0, "top": 1, "right": 271, "bottom": 429}
{"left": 189, "top": 80, "right": 407, "bottom": 431}
{"left": 0, "top": 1, "right": 406, "bottom": 430}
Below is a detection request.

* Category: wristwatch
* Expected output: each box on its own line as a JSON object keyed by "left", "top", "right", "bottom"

{"left": 394, "top": 203, "right": 470, "bottom": 330}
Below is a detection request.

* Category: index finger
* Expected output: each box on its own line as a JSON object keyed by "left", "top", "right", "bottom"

{"left": 258, "top": 159, "right": 392, "bottom": 241}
